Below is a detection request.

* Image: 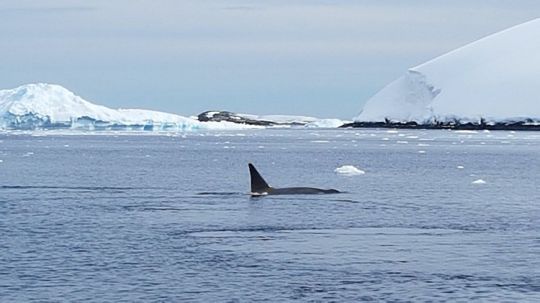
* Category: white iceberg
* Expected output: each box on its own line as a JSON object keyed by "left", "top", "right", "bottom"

{"left": 472, "top": 179, "right": 487, "bottom": 184}
{"left": 0, "top": 83, "right": 260, "bottom": 131}
{"left": 334, "top": 165, "right": 365, "bottom": 176}
{"left": 355, "top": 18, "right": 540, "bottom": 125}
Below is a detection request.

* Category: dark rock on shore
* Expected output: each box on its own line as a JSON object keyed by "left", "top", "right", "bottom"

{"left": 198, "top": 111, "right": 276, "bottom": 126}
{"left": 197, "top": 111, "right": 309, "bottom": 126}
{"left": 340, "top": 120, "right": 540, "bottom": 131}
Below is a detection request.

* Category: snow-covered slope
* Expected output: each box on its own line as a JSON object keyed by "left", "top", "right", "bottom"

{"left": 237, "top": 113, "right": 318, "bottom": 124}
{"left": 355, "top": 18, "right": 540, "bottom": 124}
{"left": 0, "top": 83, "right": 258, "bottom": 130}
{"left": 238, "top": 113, "right": 348, "bottom": 127}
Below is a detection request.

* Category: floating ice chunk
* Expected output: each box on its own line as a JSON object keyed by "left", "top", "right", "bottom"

{"left": 457, "top": 165, "right": 465, "bottom": 169}
{"left": 472, "top": 179, "right": 487, "bottom": 184}
{"left": 418, "top": 150, "right": 426, "bottom": 154}
{"left": 335, "top": 165, "right": 365, "bottom": 176}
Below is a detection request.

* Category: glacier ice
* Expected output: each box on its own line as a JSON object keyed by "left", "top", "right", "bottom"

{"left": 0, "top": 83, "right": 346, "bottom": 131}
{"left": 0, "top": 83, "right": 260, "bottom": 131}
{"left": 355, "top": 18, "right": 540, "bottom": 125}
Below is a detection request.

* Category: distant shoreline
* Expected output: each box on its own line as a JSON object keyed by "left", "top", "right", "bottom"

{"left": 340, "top": 121, "right": 540, "bottom": 131}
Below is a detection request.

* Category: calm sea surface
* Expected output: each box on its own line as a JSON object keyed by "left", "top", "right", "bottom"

{"left": 1, "top": 129, "right": 539, "bottom": 302}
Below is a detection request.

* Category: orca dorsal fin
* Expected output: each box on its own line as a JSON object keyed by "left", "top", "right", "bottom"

{"left": 249, "top": 163, "right": 270, "bottom": 193}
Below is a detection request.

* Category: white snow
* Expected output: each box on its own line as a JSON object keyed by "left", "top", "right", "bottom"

{"left": 238, "top": 113, "right": 318, "bottom": 124}
{"left": 0, "top": 83, "right": 260, "bottom": 131}
{"left": 305, "top": 119, "right": 348, "bottom": 128}
{"left": 238, "top": 113, "right": 347, "bottom": 128}
{"left": 355, "top": 18, "right": 540, "bottom": 124}
{"left": 334, "top": 165, "right": 365, "bottom": 176}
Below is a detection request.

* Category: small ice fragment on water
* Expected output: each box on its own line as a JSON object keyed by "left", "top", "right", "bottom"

{"left": 457, "top": 166, "right": 464, "bottom": 169}
{"left": 382, "top": 138, "right": 389, "bottom": 141}
{"left": 311, "top": 140, "right": 329, "bottom": 143}
{"left": 418, "top": 150, "right": 426, "bottom": 154}
{"left": 258, "top": 146, "right": 264, "bottom": 149}
{"left": 0, "top": 160, "right": 3, "bottom": 163}
{"left": 335, "top": 165, "right": 365, "bottom": 176}
{"left": 472, "top": 179, "right": 486, "bottom": 184}
{"left": 64, "top": 144, "right": 69, "bottom": 147}
{"left": 396, "top": 141, "right": 408, "bottom": 144}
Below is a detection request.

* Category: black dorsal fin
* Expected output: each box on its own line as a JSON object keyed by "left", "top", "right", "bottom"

{"left": 249, "top": 163, "right": 270, "bottom": 192}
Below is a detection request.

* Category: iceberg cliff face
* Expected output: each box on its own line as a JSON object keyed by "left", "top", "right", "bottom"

{"left": 356, "top": 18, "right": 540, "bottom": 124}
{"left": 0, "top": 83, "right": 257, "bottom": 131}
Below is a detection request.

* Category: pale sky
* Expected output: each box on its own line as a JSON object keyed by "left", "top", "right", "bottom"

{"left": 1, "top": 0, "right": 539, "bottom": 118}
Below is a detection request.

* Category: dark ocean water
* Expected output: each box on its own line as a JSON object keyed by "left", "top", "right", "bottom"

{"left": 1, "top": 129, "right": 539, "bottom": 302}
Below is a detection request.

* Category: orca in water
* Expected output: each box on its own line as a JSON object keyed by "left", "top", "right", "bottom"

{"left": 249, "top": 163, "right": 340, "bottom": 196}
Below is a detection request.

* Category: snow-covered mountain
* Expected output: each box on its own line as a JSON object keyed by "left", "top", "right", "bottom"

{"left": 0, "top": 83, "right": 259, "bottom": 131}
{"left": 355, "top": 18, "right": 540, "bottom": 125}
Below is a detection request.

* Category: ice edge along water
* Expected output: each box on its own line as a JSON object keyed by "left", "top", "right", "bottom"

{"left": 0, "top": 83, "right": 345, "bottom": 131}
{"left": 355, "top": 18, "right": 540, "bottom": 125}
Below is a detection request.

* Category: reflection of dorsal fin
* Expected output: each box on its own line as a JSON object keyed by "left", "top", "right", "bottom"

{"left": 249, "top": 163, "right": 270, "bottom": 192}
